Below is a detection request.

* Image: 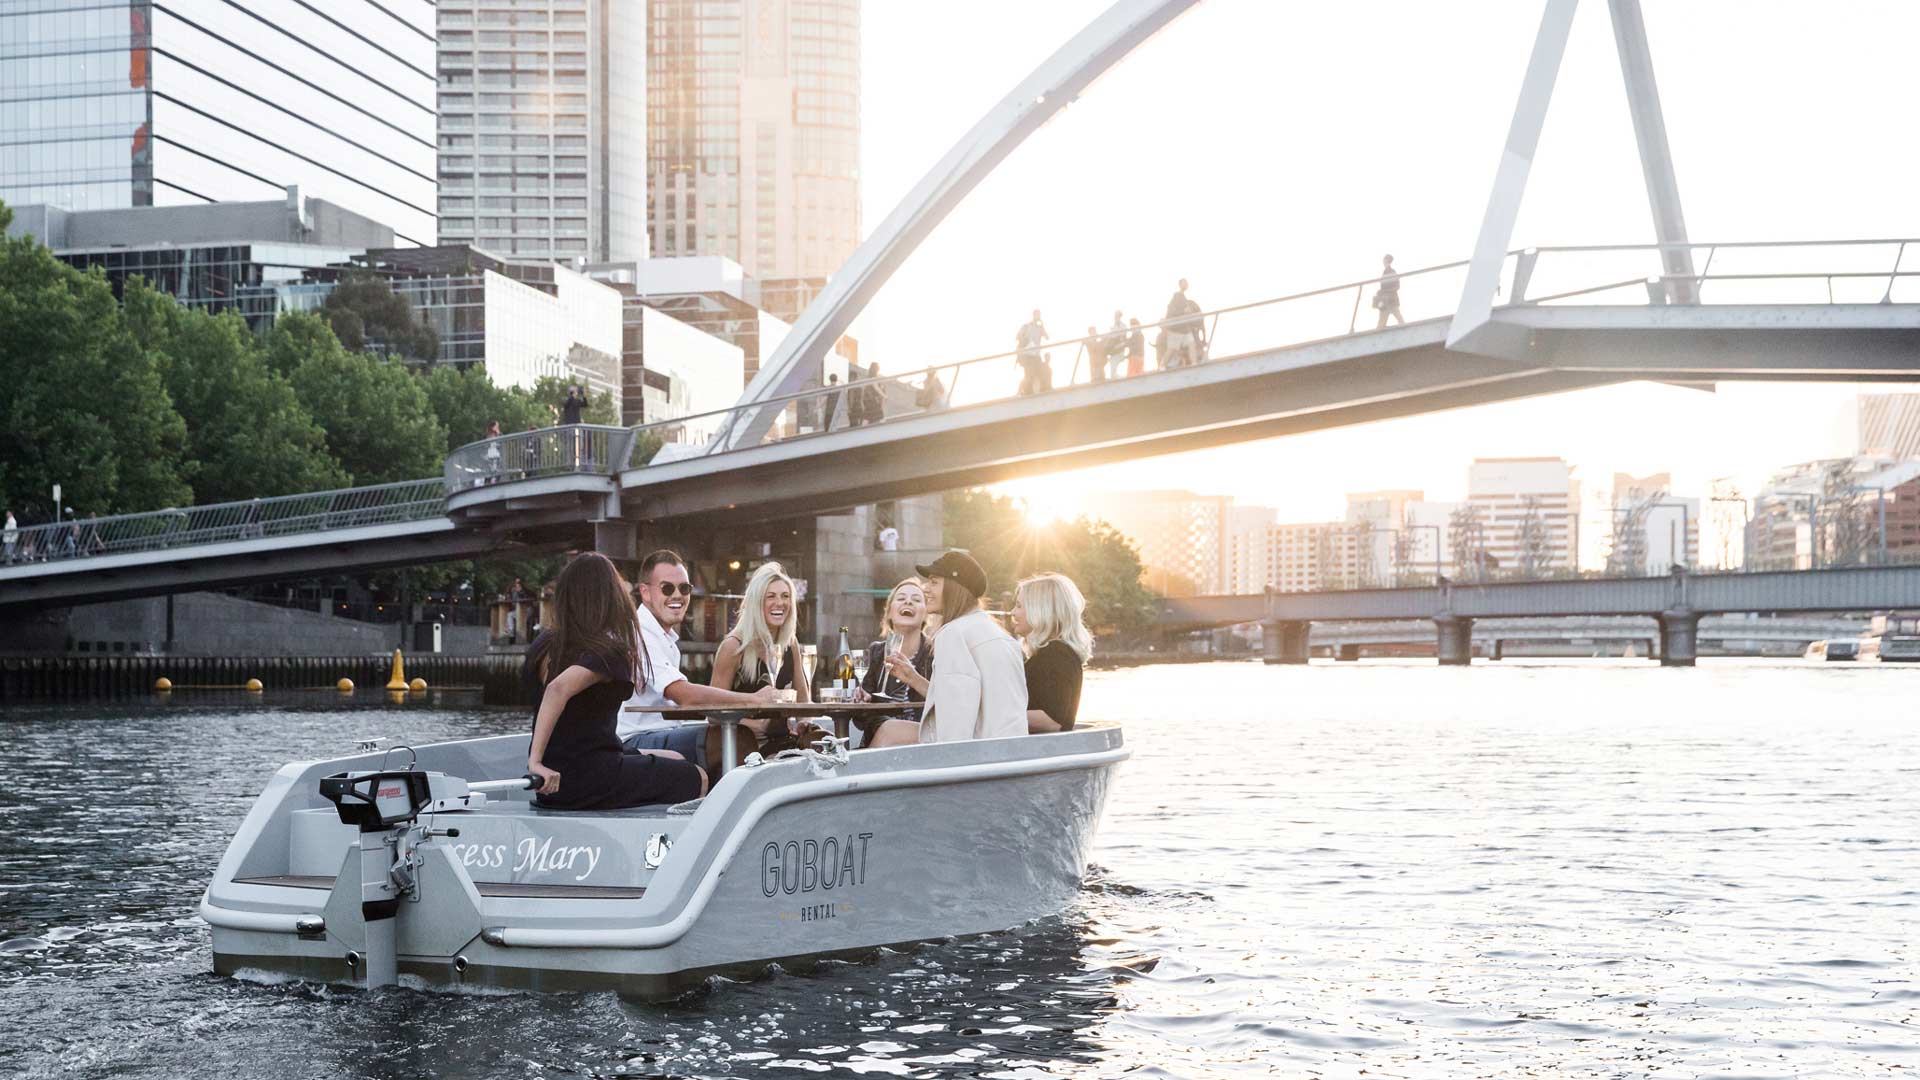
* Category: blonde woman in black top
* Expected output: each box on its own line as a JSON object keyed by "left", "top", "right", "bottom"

{"left": 856, "top": 577, "right": 934, "bottom": 699}
{"left": 1011, "top": 572, "right": 1092, "bottom": 733}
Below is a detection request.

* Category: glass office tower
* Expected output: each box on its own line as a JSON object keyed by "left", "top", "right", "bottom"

{"left": 434, "top": 0, "right": 647, "bottom": 263}
{"left": 0, "top": 0, "right": 437, "bottom": 244}
{"left": 648, "top": 0, "right": 860, "bottom": 317}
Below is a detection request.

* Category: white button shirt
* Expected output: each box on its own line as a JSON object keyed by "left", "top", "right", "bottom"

{"left": 619, "top": 604, "right": 689, "bottom": 741}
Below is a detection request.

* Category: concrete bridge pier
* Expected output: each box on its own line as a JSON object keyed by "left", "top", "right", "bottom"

{"left": 1262, "top": 620, "right": 1310, "bottom": 665}
{"left": 593, "top": 520, "right": 637, "bottom": 561}
{"left": 1657, "top": 609, "right": 1700, "bottom": 667}
{"left": 1435, "top": 615, "right": 1474, "bottom": 666}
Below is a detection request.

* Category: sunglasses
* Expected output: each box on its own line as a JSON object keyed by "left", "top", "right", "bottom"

{"left": 649, "top": 581, "right": 694, "bottom": 597}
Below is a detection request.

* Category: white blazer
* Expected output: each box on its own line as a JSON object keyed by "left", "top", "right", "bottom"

{"left": 919, "top": 608, "right": 1028, "bottom": 743}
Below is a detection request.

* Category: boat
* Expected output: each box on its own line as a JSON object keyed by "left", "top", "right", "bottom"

{"left": 1805, "top": 638, "right": 1862, "bottom": 661}
{"left": 200, "top": 726, "right": 1126, "bottom": 997}
{"left": 1868, "top": 613, "right": 1920, "bottom": 662}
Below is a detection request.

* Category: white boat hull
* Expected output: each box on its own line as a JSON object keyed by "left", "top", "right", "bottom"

{"left": 204, "top": 726, "right": 1125, "bottom": 996}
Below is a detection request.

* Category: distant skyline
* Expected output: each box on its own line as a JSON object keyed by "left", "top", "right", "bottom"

{"left": 856, "top": 1, "right": 1920, "bottom": 521}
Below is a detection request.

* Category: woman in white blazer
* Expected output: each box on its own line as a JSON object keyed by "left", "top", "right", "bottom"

{"left": 869, "top": 551, "right": 1027, "bottom": 746}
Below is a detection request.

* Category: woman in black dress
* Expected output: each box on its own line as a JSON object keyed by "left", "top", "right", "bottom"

{"left": 526, "top": 552, "right": 707, "bottom": 809}
{"left": 1010, "top": 572, "right": 1092, "bottom": 733}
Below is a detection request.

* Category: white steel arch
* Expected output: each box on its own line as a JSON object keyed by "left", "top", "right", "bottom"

{"left": 716, "top": 0, "right": 1204, "bottom": 450}
{"left": 724, "top": 0, "right": 1692, "bottom": 446}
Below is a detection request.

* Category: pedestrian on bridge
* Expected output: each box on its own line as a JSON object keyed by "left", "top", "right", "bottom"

{"left": 819, "top": 373, "right": 843, "bottom": 432}
{"left": 1084, "top": 325, "right": 1107, "bottom": 383}
{"left": 2, "top": 510, "right": 15, "bottom": 565}
{"left": 1373, "top": 254, "right": 1403, "bottom": 328}
{"left": 1164, "top": 279, "right": 1202, "bottom": 367}
{"left": 861, "top": 361, "right": 887, "bottom": 425}
{"left": 1126, "top": 318, "right": 1146, "bottom": 376}
{"left": 1104, "top": 312, "right": 1128, "bottom": 380}
{"left": 1016, "top": 310, "right": 1048, "bottom": 396}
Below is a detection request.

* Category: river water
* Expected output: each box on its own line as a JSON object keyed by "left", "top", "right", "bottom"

{"left": 1, "top": 659, "right": 1916, "bottom": 1078}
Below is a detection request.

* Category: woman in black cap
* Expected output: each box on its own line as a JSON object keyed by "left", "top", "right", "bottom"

{"left": 868, "top": 550, "right": 1028, "bottom": 746}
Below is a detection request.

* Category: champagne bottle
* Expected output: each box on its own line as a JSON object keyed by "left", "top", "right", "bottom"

{"left": 836, "top": 626, "right": 853, "bottom": 696}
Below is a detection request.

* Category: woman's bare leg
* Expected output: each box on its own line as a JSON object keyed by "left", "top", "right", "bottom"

{"left": 866, "top": 719, "right": 921, "bottom": 748}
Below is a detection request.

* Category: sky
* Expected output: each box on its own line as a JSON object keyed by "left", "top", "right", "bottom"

{"left": 853, "top": 0, "right": 1920, "bottom": 529}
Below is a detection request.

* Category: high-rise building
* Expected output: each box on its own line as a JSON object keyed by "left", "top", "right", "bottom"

{"left": 1606, "top": 472, "right": 1698, "bottom": 575}
{"left": 1345, "top": 489, "right": 1423, "bottom": 586}
{"left": 1858, "top": 394, "right": 1920, "bottom": 459}
{"left": 0, "top": 1, "right": 436, "bottom": 244}
{"left": 1223, "top": 505, "right": 1277, "bottom": 594}
{"left": 434, "top": 0, "right": 647, "bottom": 263}
{"left": 648, "top": 0, "right": 861, "bottom": 321}
{"left": 1466, "top": 457, "right": 1580, "bottom": 574}
{"left": 1264, "top": 522, "right": 1363, "bottom": 594}
{"left": 1081, "top": 490, "right": 1232, "bottom": 597}
{"left": 1747, "top": 455, "right": 1907, "bottom": 571}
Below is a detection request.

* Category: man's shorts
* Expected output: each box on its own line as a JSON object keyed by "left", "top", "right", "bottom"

{"left": 622, "top": 721, "right": 708, "bottom": 764}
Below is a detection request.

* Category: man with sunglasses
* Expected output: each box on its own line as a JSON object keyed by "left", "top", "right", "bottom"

{"left": 619, "top": 549, "right": 778, "bottom": 774}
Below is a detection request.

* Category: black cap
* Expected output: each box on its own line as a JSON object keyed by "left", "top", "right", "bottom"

{"left": 915, "top": 550, "right": 987, "bottom": 598}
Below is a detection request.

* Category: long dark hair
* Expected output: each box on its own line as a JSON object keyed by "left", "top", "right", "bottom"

{"left": 537, "top": 552, "right": 641, "bottom": 687}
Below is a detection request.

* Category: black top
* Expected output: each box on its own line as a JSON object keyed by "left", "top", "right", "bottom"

{"left": 561, "top": 396, "right": 584, "bottom": 424}
{"left": 861, "top": 637, "right": 933, "bottom": 702}
{"left": 1025, "top": 639, "right": 1083, "bottom": 731}
{"left": 523, "top": 632, "right": 680, "bottom": 810}
{"left": 726, "top": 642, "right": 797, "bottom": 695}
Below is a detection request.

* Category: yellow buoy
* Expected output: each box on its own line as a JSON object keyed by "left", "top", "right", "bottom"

{"left": 244, "top": 678, "right": 263, "bottom": 692}
{"left": 385, "top": 648, "right": 408, "bottom": 691}
{"left": 409, "top": 677, "right": 427, "bottom": 692}
{"left": 154, "top": 677, "right": 173, "bottom": 692}
{"left": 336, "top": 677, "right": 355, "bottom": 692}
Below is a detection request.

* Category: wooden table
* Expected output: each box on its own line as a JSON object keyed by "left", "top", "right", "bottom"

{"left": 622, "top": 701, "right": 923, "bottom": 776}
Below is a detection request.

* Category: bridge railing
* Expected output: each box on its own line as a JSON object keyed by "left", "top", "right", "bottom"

{"left": 0, "top": 479, "right": 448, "bottom": 569}
{"left": 1518, "top": 238, "right": 1920, "bottom": 306}
{"left": 420, "top": 236, "right": 1920, "bottom": 488}
{"left": 443, "top": 424, "right": 635, "bottom": 495}
{"left": 608, "top": 252, "right": 1504, "bottom": 470}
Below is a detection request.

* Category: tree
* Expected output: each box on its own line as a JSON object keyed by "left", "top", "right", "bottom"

{"left": 420, "top": 364, "right": 551, "bottom": 452}
{"left": 942, "top": 489, "right": 1160, "bottom": 638}
{"left": 122, "top": 281, "right": 347, "bottom": 502}
{"left": 269, "top": 313, "right": 447, "bottom": 485}
{"left": 320, "top": 271, "right": 439, "bottom": 362}
{"left": 0, "top": 201, "right": 190, "bottom": 517}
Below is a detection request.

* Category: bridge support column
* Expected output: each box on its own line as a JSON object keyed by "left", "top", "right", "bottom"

{"left": 1435, "top": 615, "right": 1474, "bottom": 666}
{"left": 1489, "top": 638, "right": 1504, "bottom": 662}
{"left": 1657, "top": 609, "right": 1700, "bottom": 667}
{"left": 1263, "top": 620, "right": 1309, "bottom": 665}
{"left": 593, "top": 520, "right": 636, "bottom": 561}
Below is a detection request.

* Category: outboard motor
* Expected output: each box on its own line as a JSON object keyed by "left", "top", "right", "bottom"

{"left": 318, "top": 768, "right": 533, "bottom": 988}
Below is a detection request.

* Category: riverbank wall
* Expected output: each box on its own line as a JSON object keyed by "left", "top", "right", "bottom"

{"left": 1, "top": 592, "right": 491, "bottom": 659}
{"left": 0, "top": 653, "right": 528, "bottom": 705}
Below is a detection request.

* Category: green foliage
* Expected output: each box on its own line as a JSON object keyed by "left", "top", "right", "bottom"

{"left": 531, "top": 375, "right": 618, "bottom": 425}
{"left": 0, "top": 202, "right": 191, "bottom": 517}
{"left": 320, "top": 271, "right": 439, "bottom": 362}
{"left": 271, "top": 313, "right": 447, "bottom": 485}
{"left": 122, "top": 281, "right": 347, "bottom": 502}
{"left": 942, "top": 489, "right": 1161, "bottom": 637}
{"left": 420, "top": 364, "right": 552, "bottom": 452}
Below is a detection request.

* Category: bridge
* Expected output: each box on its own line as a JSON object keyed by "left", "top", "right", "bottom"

{"left": 3, "top": 0, "right": 1919, "bottom": 613}
{"left": 1157, "top": 564, "right": 1920, "bottom": 666}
